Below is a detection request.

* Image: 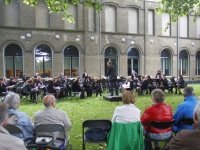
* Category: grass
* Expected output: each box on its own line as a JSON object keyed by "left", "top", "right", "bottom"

{"left": 19, "top": 84, "right": 200, "bottom": 150}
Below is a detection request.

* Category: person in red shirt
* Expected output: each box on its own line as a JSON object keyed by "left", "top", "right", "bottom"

{"left": 141, "top": 89, "right": 173, "bottom": 150}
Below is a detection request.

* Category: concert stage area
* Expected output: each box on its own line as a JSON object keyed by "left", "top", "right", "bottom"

{"left": 103, "top": 95, "right": 122, "bottom": 102}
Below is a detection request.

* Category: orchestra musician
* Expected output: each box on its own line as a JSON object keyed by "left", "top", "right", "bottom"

{"left": 131, "top": 70, "right": 137, "bottom": 80}
{"left": 83, "top": 76, "right": 92, "bottom": 97}
{"left": 92, "top": 77, "right": 102, "bottom": 97}
{"left": 175, "top": 75, "right": 185, "bottom": 94}
{"left": 122, "top": 77, "right": 134, "bottom": 91}
{"left": 136, "top": 76, "right": 148, "bottom": 95}
{"left": 160, "top": 74, "right": 169, "bottom": 92}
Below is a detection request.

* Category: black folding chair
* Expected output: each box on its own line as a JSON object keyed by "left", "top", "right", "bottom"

{"left": 24, "top": 124, "right": 71, "bottom": 150}
{"left": 82, "top": 119, "right": 112, "bottom": 150}
{"left": 144, "top": 119, "right": 174, "bottom": 148}
{"left": 175, "top": 118, "right": 194, "bottom": 134}
{"left": 5, "top": 124, "right": 25, "bottom": 139}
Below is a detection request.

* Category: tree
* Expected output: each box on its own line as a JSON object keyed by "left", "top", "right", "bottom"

{"left": 156, "top": 0, "right": 200, "bottom": 23}
{"left": 4, "top": 0, "right": 102, "bottom": 23}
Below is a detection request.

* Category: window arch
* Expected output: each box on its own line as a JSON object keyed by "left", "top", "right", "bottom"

{"left": 104, "top": 47, "right": 118, "bottom": 76}
{"left": 127, "top": 48, "right": 140, "bottom": 76}
{"left": 4, "top": 44, "right": 23, "bottom": 78}
{"left": 179, "top": 50, "right": 189, "bottom": 76}
{"left": 64, "top": 46, "right": 79, "bottom": 77}
{"left": 161, "top": 49, "right": 171, "bottom": 76}
{"left": 196, "top": 51, "right": 200, "bottom": 75}
{"left": 35, "top": 45, "right": 52, "bottom": 77}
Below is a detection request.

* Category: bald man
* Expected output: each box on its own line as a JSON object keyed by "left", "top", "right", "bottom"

{"left": 34, "top": 95, "right": 71, "bottom": 146}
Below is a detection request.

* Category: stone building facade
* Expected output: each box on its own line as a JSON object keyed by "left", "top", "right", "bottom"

{"left": 0, "top": 0, "right": 200, "bottom": 80}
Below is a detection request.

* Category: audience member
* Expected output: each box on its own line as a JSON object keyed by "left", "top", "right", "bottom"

{"left": 0, "top": 102, "right": 27, "bottom": 150}
{"left": 34, "top": 95, "right": 71, "bottom": 147}
{"left": 3, "top": 92, "right": 34, "bottom": 138}
{"left": 141, "top": 89, "right": 173, "bottom": 150}
{"left": 112, "top": 90, "right": 140, "bottom": 123}
{"left": 169, "top": 101, "right": 200, "bottom": 149}
{"left": 173, "top": 86, "right": 198, "bottom": 132}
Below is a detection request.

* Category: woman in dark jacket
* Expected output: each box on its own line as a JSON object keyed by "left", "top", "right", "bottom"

{"left": 92, "top": 77, "right": 102, "bottom": 97}
{"left": 21, "top": 80, "right": 37, "bottom": 102}
{"left": 71, "top": 77, "right": 82, "bottom": 92}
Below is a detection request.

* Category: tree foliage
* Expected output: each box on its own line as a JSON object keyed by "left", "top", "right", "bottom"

{"left": 4, "top": 0, "right": 102, "bottom": 23}
{"left": 156, "top": 0, "right": 200, "bottom": 23}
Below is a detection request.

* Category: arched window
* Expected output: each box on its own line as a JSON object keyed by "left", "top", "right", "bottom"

{"left": 104, "top": 47, "right": 118, "bottom": 76}
{"left": 127, "top": 48, "right": 139, "bottom": 75}
{"left": 161, "top": 49, "right": 171, "bottom": 76}
{"left": 35, "top": 45, "right": 52, "bottom": 77}
{"left": 4, "top": 44, "right": 23, "bottom": 78}
{"left": 196, "top": 51, "right": 200, "bottom": 75}
{"left": 179, "top": 50, "right": 189, "bottom": 76}
{"left": 64, "top": 46, "right": 79, "bottom": 77}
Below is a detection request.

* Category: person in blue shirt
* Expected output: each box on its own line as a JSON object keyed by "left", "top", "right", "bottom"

{"left": 3, "top": 92, "right": 34, "bottom": 138}
{"left": 173, "top": 86, "right": 198, "bottom": 132}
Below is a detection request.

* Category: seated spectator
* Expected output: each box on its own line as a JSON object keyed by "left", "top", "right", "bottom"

{"left": 34, "top": 95, "right": 71, "bottom": 147}
{"left": 173, "top": 86, "right": 198, "bottom": 132}
{"left": 107, "top": 90, "right": 143, "bottom": 150}
{"left": 169, "top": 101, "right": 200, "bottom": 149}
{"left": 112, "top": 90, "right": 140, "bottom": 123}
{"left": 141, "top": 89, "right": 173, "bottom": 150}
{"left": 3, "top": 92, "right": 34, "bottom": 138}
{"left": 0, "top": 102, "right": 27, "bottom": 150}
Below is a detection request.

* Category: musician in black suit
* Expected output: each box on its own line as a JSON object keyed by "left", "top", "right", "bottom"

{"left": 82, "top": 70, "right": 88, "bottom": 79}
{"left": 131, "top": 70, "right": 137, "bottom": 80}
{"left": 160, "top": 74, "right": 169, "bottom": 92}
{"left": 83, "top": 76, "right": 92, "bottom": 97}
{"left": 175, "top": 75, "right": 185, "bottom": 94}
{"left": 22, "top": 73, "right": 28, "bottom": 82}
{"left": 106, "top": 61, "right": 118, "bottom": 96}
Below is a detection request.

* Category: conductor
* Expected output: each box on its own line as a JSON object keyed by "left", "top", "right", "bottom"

{"left": 106, "top": 61, "right": 118, "bottom": 96}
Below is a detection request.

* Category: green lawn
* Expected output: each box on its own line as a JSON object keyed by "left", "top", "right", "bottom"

{"left": 19, "top": 84, "right": 200, "bottom": 150}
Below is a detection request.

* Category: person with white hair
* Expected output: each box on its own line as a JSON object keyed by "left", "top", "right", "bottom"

{"left": 0, "top": 102, "right": 27, "bottom": 150}
{"left": 169, "top": 101, "right": 200, "bottom": 149}
{"left": 3, "top": 92, "right": 34, "bottom": 138}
